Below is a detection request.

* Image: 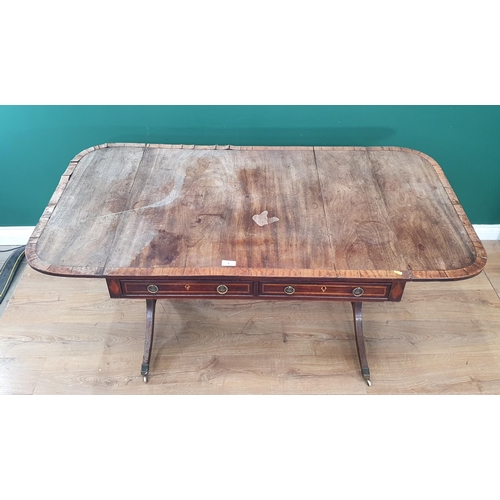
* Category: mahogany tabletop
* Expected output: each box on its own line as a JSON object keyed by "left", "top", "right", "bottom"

{"left": 26, "top": 144, "right": 486, "bottom": 282}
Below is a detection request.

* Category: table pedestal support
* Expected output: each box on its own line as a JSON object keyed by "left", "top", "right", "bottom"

{"left": 139, "top": 299, "right": 372, "bottom": 386}
{"left": 141, "top": 299, "right": 156, "bottom": 383}
{"left": 351, "top": 301, "right": 371, "bottom": 386}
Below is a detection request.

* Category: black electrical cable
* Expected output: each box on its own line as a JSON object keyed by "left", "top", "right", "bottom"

{"left": 0, "top": 246, "right": 26, "bottom": 304}
{"left": 0, "top": 245, "right": 26, "bottom": 252}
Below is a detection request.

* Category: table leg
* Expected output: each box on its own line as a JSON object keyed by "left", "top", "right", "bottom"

{"left": 351, "top": 302, "right": 371, "bottom": 386}
{"left": 141, "top": 299, "right": 157, "bottom": 383}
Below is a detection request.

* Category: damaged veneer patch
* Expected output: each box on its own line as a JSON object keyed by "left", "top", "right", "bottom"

{"left": 252, "top": 210, "right": 279, "bottom": 227}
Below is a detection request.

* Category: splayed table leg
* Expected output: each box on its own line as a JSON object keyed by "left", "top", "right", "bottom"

{"left": 141, "top": 299, "right": 156, "bottom": 383}
{"left": 351, "top": 301, "right": 371, "bottom": 386}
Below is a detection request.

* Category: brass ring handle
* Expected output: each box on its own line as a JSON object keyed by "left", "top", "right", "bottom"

{"left": 147, "top": 284, "right": 159, "bottom": 294}
{"left": 284, "top": 285, "right": 296, "bottom": 295}
{"left": 352, "top": 287, "right": 364, "bottom": 297}
{"left": 217, "top": 284, "right": 229, "bottom": 295}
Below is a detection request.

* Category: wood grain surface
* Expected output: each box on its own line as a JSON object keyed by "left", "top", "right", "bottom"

{"left": 26, "top": 144, "right": 486, "bottom": 281}
{"left": 1, "top": 240, "right": 499, "bottom": 394}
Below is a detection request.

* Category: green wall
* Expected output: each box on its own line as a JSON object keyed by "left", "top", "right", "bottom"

{"left": 1, "top": 105, "right": 499, "bottom": 226}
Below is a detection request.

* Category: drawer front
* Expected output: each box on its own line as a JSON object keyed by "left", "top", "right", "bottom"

{"left": 259, "top": 282, "right": 391, "bottom": 299}
{"left": 120, "top": 280, "right": 253, "bottom": 297}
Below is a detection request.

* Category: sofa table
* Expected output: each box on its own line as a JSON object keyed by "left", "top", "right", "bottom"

{"left": 26, "top": 144, "right": 487, "bottom": 385}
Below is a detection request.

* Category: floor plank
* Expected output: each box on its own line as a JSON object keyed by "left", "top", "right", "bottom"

{"left": 484, "top": 241, "right": 500, "bottom": 298}
{"left": 0, "top": 356, "right": 46, "bottom": 395}
{"left": 1, "top": 255, "right": 499, "bottom": 394}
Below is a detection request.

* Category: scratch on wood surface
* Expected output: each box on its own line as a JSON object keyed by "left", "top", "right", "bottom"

{"left": 139, "top": 169, "right": 186, "bottom": 210}
{"left": 98, "top": 169, "right": 187, "bottom": 219}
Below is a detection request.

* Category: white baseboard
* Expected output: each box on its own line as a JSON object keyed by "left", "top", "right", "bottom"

{"left": 1, "top": 224, "right": 499, "bottom": 246}
{"left": 0, "top": 227, "right": 36, "bottom": 245}
{"left": 473, "top": 225, "right": 500, "bottom": 241}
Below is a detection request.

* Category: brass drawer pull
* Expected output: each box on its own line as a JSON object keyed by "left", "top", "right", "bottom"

{"left": 284, "top": 285, "right": 296, "bottom": 295}
{"left": 217, "top": 284, "right": 229, "bottom": 295}
{"left": 352, "top": 287, "right": 364, "bottom": 297}
{"left": 147, "top": 284, "right": 159, "bottom": 294}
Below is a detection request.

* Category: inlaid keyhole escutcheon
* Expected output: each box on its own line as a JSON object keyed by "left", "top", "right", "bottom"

{"left": 284, "top": 286, "right": 296, "bottom": 295}
{"left": 321, "top": 286, "right": 327, "bottom": 292}
{"left": 185, "top": 284, "right": 190, "bottom": 290}
{"left": 147, "top": 284, "right": 159, "bottom": 294}
{"left": 352, "top": 287, "right": 364, "bottom": 297}
{"left": 217, "top": 284, "right": 229, "bottom": 295}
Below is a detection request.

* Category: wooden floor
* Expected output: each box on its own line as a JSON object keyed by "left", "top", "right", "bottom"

{"left": 1, "top": 241, "right": 499, "bottom": 394}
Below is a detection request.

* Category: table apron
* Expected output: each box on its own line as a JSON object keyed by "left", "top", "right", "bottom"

{"left": 106, "top": 278, "right": 407, "bottom": 302}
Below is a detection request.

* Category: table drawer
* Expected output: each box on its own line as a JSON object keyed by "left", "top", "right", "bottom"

{"left": 259, "top": 282, "right": 391, "bottom": 299}
{"left": 120, "top": 280, "right": 253, "bottom": 297}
